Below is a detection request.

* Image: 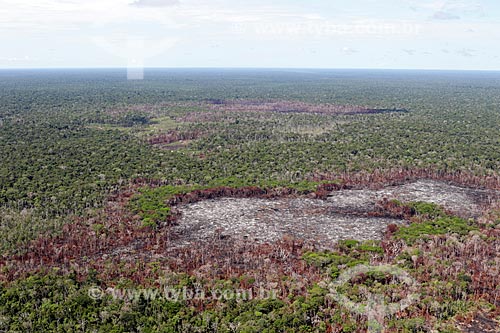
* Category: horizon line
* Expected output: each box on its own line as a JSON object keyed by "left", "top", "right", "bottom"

{"left": 1, "top": 66, "right": 500, "bottom": 72}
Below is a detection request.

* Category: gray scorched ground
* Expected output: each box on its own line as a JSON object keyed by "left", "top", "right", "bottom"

{"left": 173, "top": 180, "right": 498, "bottom": 248}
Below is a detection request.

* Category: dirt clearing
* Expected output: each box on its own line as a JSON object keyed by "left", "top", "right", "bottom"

{"left": 174, "top": 180, "right": 498, "bottom": 248}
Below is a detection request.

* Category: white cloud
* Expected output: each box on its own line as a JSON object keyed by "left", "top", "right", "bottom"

{"left": 403, "top": 49, "right": 417, "bottom": 55}
{"left": 406, "top": 0, "right": 485, "bottom": 20}
{"left": 0, "top": 0, "right": 499, "bottom": 69}
{"left": 131, "top": 0, "right": 179, "bottom": 7}
{"left": 340, "top": 47, "right": 358, "bottom": 55}
{"left": 90, "top": 35, "right": 178, "bottom": 60}
{"left": 431, "top": 11, "right": 461, "bottom": 20}
{"left": 405, "top": 0, "right": 448, "bottom": 12}
{"left": 457, "top": 48, "right": 476, "bottom": 57}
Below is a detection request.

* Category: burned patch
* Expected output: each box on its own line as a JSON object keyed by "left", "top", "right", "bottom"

{"left": 147, "top": 129, "right": 207, "bottom": 146}
{"left": 173, "top": 180, "right": 499, "bottom": 249}
{"left": 328, "top": 179, "right": 498, "bottom": 218}
{"left": 203, "top": 99, "right": 408, "bottom": 116}
{"left": 457, "top": 313, "right": 500, "bottom": 333}
{"left": 175, "top": 198, "right": 403, "bottom": 249}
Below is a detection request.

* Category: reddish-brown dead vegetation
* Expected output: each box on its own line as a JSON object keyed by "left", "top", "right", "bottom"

{"left": 148, "top": 129, "right": 208, "bottom": 146}
{"left": 2, "top": 170, "right": 500, "bottom": 329}
{"left": 1, "top": 168, "right": 499, "bottom": 294}
{"left": 203, "top": 99, "right": 408, "bottom": 116}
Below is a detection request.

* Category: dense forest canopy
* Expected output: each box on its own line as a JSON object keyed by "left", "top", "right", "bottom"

{"left": 0, "top": 69, "right": 500, "bottom": 332}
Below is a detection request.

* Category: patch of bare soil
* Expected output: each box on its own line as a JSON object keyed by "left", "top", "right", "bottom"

{"left": 175, "top": 198, "right": 402, "bottom": 248}
{"left": 175, "top": 180, "right": 499, "bottom": 248}
{"left": 328, "top": 179, "right": 497, "bottom": 218}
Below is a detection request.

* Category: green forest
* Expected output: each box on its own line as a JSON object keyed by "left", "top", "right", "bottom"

{"left": 0, "top": 69, "right": 499, "bottom": 332}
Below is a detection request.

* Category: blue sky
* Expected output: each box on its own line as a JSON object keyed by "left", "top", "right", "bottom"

{"left": 0, "top": 0, "right": 499, "bottom": 70}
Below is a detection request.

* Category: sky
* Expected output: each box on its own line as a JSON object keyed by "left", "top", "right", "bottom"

{"left": 0, "top": 0, "right": 499, "bottom": 70}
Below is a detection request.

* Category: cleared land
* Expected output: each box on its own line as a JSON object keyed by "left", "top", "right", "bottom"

{"left": 174, "top": 180, "right": 499, "bottom": 248}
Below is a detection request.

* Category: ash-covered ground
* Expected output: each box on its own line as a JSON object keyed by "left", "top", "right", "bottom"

{"left": 174, "top": 180, "right": 498, "bottom": 248}
{"left": 327, "top": 179, "right": 496, "bottom": 218}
